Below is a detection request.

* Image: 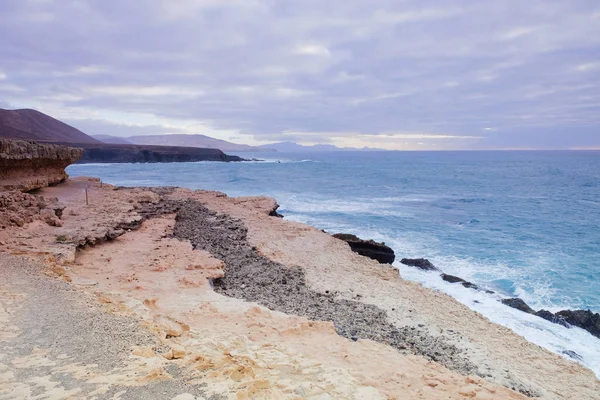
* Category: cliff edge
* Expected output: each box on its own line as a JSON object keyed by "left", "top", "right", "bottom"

{"left": 0, "top": 138, "right": 83, "bottom": 192}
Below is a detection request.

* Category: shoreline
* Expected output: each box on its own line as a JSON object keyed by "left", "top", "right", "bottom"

{"left": 68, "top": 160, "right": 600, "bottom": 377}
{"left": 1, "top": 177, "right": 599, "bottom": 398}
{"left": 281, "top": 212, "right": 600, "bottom": 378}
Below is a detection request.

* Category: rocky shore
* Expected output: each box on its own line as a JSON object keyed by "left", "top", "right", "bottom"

{"left": 1, "top": 144, "right": 599, "bottom": 399}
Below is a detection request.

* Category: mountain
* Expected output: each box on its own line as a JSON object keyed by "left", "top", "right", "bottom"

{"left": 0, "top": 108, "right": 245, "bottom": 163}
{"left": 92, "top": 134, "right": 133, "bottom": 145}
{"left": 0, "top": 108, "right": 101, "bottom": 144}
{"left": 256, "top": 141, "right": 386, "bottom": 152}
{"left": 125, "top": 134, "right": 273, "bottom": 152}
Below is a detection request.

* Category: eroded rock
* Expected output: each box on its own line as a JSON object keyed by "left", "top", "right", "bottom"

{"left": 400, "top": 258, "right": 438, "bottom": 271}
{"left": 441, "top": 273, "right": 480, "bottom": 290}
{"left": 501, "top": 298, "right": 535, "bottom": 314}
{"left": 556, "top": 309, "right": 600, "bottom": 338}
{"left": 0, "top": 191, "right": 66, "bottom": 228}
{"left": 333, "top": 233, "right": 395, "bottom": 264}
{"left": 0, "top": 138, "right": 83, "bottom": 192}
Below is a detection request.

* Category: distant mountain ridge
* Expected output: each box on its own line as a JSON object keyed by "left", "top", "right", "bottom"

{"left": 123, "top": 134, "right": 273, "bottom": 152}
{"left": 0, "top": 108, "right": 385, "bottom": 153}
{"left": 256, "top": 141, "right": 386, "bottom": 152}
{"left": 0, "top": 108, "right": 100, "bottom": 144}
{"left": 92, "top": 134, "right": 132, "bottom": 145}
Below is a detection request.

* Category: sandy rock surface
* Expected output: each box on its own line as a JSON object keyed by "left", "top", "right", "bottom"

{"left": 0, "top": 139, "right": 83, "bottom": 192}
{"left": 0, "top": 178, "right": 598, "bottom": 399}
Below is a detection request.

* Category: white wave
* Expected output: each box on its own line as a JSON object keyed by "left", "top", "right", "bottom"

{"left": 280, "top": 196, "right": 415, "bottom": 218}
{"left": 398, "top": 263, "right": 600, "bottom": 378}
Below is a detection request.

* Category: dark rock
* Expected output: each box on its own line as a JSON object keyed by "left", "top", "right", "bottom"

{"left": 556, "top": 309, "right": 600, "bottom": 338}
{"left": 441, "top": 274, "right": 481, "bottom": 290}
{"left": 67, "top": 142, "right": 245, "bottom": 164}
{"left": 562, "top": 350, "right": 583, "bottom": 361}
{"left": 461, "top": 281, "right": 480, "bottom": 290}
{"left": 440, "top": 273, "right": 465, "bottom": 284}
{"left": 534, "top": 310, "right": 571, "bottom": 328}
{"left": 400, "top": 258, "right": 438, "bottom": 271}
{"left": 501, "top": 298, "right": 535, "bottom": 314}
{"left": 333, "top": 233, "right": 395, "bottom": 264}
{"left": 268, "top": 202, "right": 284, "bottom": 218}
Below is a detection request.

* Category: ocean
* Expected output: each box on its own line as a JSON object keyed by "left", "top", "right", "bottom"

{"left": 67, "top": 150, "right": 600, "bottom": 377}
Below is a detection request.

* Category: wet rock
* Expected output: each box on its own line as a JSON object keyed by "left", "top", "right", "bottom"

{"left": 556, "top": 309, "right": 600, "bottom": 338}
{"left": 501, "top": 298, "right": 535, "bottom": 314}
{"left": 333, "top": 233, "right": 395, "bottom": 264}
{"left": 440, "top": 274, "right": 464, "bottom": 284}
{"left": 400, "top": 258, "right": 438, "bottom": 271}
{"left": 562, "top": 350, "right": 583, "bottom": 361}
{"left": 440, "top": 274, "right": 481, "bottom": 290}
{"left": 533, "top": 310, "right": 569, "bottom": 328}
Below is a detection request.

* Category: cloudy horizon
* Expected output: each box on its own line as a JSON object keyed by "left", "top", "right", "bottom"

{"left": 1, "top": 0, "right": 599, "bottom": 150}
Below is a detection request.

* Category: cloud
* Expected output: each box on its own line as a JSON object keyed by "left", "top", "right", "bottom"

{"left": 0, "top": 0, "right": 599, "bottom": 149}
{"left": 295, "top": 44, "right": 331, "bottom": 57}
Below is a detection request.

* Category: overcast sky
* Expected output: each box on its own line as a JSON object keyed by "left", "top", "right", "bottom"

{"left": 1, "top": 0, "right": 599, "bottom": 150}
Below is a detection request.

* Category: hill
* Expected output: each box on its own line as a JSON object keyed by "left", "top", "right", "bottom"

{"left": 0, "top": 108, "right": 100, "bottom": 144}
{"left": 125, "top": 134, "right": 273, "bottom": 152}
{"left": 92, "top": 134, "right": 132, "bottom": 145}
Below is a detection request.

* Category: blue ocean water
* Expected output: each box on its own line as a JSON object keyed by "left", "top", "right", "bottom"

{"left": 67, "top": 151, "right": 600, "bottom": 375}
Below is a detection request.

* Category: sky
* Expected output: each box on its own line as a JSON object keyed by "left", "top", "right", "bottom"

{"left": 1, "top": 0, "right": 600, "bottom": 150}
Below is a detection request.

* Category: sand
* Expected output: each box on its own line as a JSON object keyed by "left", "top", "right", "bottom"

{"left": 0, "top": 177, "right": 598, "bottom": 399}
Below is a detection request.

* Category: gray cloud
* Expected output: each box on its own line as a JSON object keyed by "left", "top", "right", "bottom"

{"left": 1, "top": 0, "right": 599, "bottom": 149}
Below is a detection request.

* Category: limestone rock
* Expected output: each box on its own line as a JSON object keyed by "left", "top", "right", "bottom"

{"left": 0, "top": 138, "right": 83, "bottom": 192}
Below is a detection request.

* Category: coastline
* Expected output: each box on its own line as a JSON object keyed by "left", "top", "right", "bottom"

{"left": 1, "top": 177, "right": 599, "bottom": 399}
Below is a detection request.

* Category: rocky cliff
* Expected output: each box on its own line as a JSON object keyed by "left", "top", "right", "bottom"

{"left": 71, "top": 142, "right": 244, "bottom": 163}
{"left": 0, "top": 139, "right": 83, "bottom": 192}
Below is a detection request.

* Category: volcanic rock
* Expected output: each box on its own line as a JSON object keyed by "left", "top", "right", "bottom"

{"left": 533, "top": 310, "right": 570, "bottom": 328}
{"left": 556, "top": 309, "right": 600, "bottom": 338}
{"left": 441, "top": 273, "right": 480, "bottom": 290}
{"left": 501, "top": 298, "right": 535, "bottom": 314}
{"left": 400, "top": 258, "right": 438, "bottom": 271}
{"left": 332, "top": 233, "right": 395, "bottom": 264}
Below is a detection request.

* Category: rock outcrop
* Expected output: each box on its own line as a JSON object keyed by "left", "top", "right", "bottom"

{"left": 556, "top": 309, "right": 600, "bottom": 337}
{"left": 0, "top": 191, "right": 65, "bottom": 228}
{"left": 332, "top": 233, "right": 395, "bottom": 264}
{"left": 71, "top": 142, "right": 244, "bottom": 163}
{"left": 441, "top": 273, "right": 480, "bottom": 290}
{"left": 501, "top": 298, "right": 535, "bottom": 314}
{"left": 501, "top": 297, "right": 600, "bottom": 338}
{"left": 400, "top": 258, "right": 439, "bottom": 271}
{"left": 0, "top": 139, "right": 83, "bottom": 192}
